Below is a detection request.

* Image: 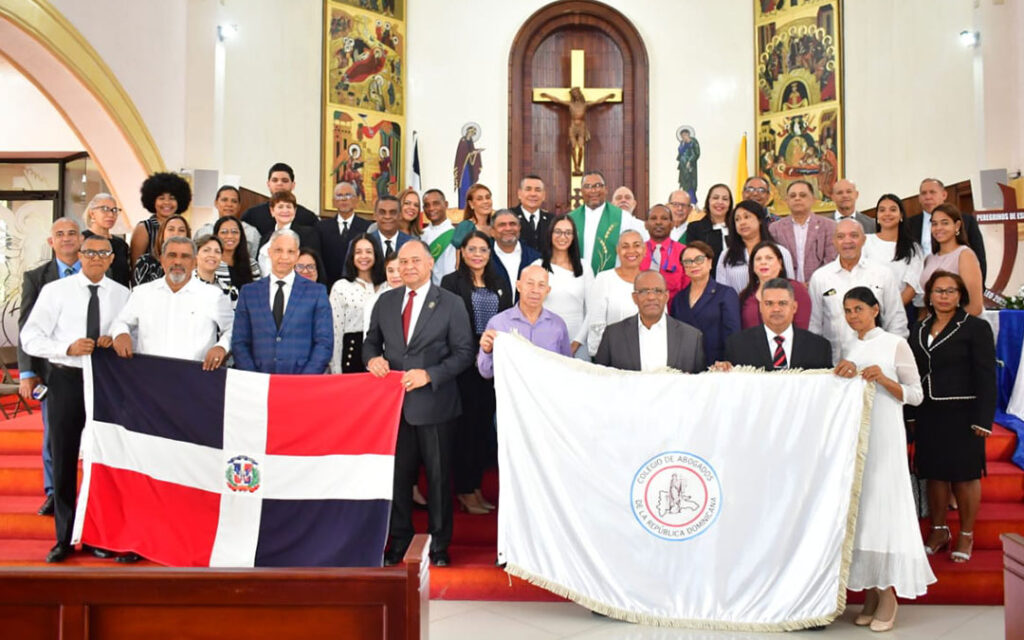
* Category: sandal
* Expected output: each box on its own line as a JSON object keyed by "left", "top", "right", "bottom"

{"left": 924, "top": 525, "right": 951, "bottom": 555}
{"left": 951, "top": 531, "right": 973, "bottom": 563}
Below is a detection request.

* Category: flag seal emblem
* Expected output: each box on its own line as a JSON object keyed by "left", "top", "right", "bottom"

{"left": 630, "top": 451, "right": 722, "bottom": 541}
{"left": 225, "top": 455, "right": 261, "bottom": 493}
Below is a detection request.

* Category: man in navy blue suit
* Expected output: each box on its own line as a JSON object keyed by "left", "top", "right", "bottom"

{"left": 369, "top": 195, "right": 411, "bottom": 258}
{"left": 231, "top": 230, "right": 333, "bottom": 374}
{"left": 490, "top": 209, "right": 540, "bottom": 302}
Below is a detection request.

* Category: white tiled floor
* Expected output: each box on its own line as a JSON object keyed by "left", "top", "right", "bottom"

{"left": 428, "top": 601, "right": 1005, "bottom": 639}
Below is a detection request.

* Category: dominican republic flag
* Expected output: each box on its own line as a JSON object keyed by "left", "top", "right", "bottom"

{"left": 410, "top": 131, "right": 422, "bottom": 193}
{"left": 72, "top": 349, "right": 404, "bottom": 567}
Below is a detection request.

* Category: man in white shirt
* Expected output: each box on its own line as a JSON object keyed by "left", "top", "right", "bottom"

{"left": 612, "top": 186, "right": 639, "bottom": 219}
{"left": 667, "top": 190, "right": 694, "bottom": 242}
{"left": 21, "top": 234, "right": 130, "bottom": 562}
{"left": 908, "top": 177, "right": 986, "bottom": 279}
{"left": 593, "top": 271, "right": 705, "bottom": 372}
{"left": 828, "top": 179, "right": 874, "bottom": 233}
{"left": 568, "top": 170, "right": 645, "bottom": 273}
{"left": 110, "top": 237, "right": 232, "bottom": 370}
{"left": 420, "top": 188, "right": 456, "bottom": 284}
{"left": 809, "top": 219, "right": 907, "bottom": 363}
{"left": 491, "top": 210, "right": 540, "bottom": 299}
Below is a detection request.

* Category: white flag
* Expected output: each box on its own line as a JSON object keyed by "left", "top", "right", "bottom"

{"left": 493, "top": 334, "right": 872, "bottom": 631}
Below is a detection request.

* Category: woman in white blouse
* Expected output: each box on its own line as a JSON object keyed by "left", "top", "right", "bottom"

{"left": 363, "top": 252, "right": 403, "bottom": 334}
{"left": 586, "top": 230, "right": 645, "bottom": 357}
{"left": 535, "top": 214, "right": 592, "bottom": 357}
{"left": 862, "top": 194, "right": 923, "bottom": 315}
{"left": 330, "top": 234, "right": 385, "bottom": 373}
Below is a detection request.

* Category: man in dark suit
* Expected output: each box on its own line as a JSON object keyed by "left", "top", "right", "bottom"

{"left": 510, "top": 174, "right": 552, "bottom": 251}
{"left": 17, "top": 218, "right": 82, "bottom": 517}
{"left": 320, "top": 181, "right": 370, "bottom": 287}
{"left": 368, "top": 195, "right": 411, "bottom": 258}
{"left": 908, "top": 178, "right": 986, "bottom": 280}
{"left": 232, "top": 230, "right": 333, "bottom": 374}
{"left": 594, "top": 271, "right": 705, "bottom": 373}
{"left": 364, "top": 240, "right": 475, "bottom": 567}
{"left": 241, "top": 162, "right": 320, "bottom": 236}
{"left": 720, "top": 278, "right": 832, "bottom": 370}
{"left": 490, "top": 210, "right": 540, "bottom": 301}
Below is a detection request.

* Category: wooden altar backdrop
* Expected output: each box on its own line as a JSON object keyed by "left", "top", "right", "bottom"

{"left": 509, "top": 1, "right": 649, "bottom": 214}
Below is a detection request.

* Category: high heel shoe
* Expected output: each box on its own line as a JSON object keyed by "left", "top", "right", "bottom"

{"left": 475, "top": 488, "right": 495, "bottom": 511}
{"left": 869, "top": 599, "right": 897, "bottom": 632}
{"left": 951, "top": 531, "right": 973, "bottom": 563}
{"left": 457, "top": 493, "right": 489, "bottom": 515}
{"left": 923, "top": 525, "right": 950, "bottom": 555}
{"left": 854, "top": 589, "right": 879, "bottom": 626}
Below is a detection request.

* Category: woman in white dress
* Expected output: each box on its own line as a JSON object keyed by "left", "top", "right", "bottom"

{"left": 535, "top": 214, "right": 592, "bottom": 358}
{"left": 834, "top": 286, "right": 936, "bottom": 632}
{"left": 329, "top": 234, "right": 384, "bottom": 373}
{"left": 586, "top": 230, "right": 645, "bottom": 357}
{"left": 862, "top": 194, "right": 923, "bottom": 322}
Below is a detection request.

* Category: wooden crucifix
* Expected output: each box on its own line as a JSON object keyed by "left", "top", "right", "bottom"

{"left": 533, "top": 49, "right": 623, "bottom": 184}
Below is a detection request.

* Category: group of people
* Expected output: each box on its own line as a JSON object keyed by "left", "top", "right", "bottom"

{"left": 16, "top": 162, "right": 998, "bottom": 632}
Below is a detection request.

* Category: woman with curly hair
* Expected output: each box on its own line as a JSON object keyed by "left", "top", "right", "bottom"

{"left": 131, "top": 172, "right": 192, "bottom": 267}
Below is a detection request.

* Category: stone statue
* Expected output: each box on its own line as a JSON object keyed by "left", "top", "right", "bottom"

{"left": 539, "top": 86, "right": 615, "bottom": 176}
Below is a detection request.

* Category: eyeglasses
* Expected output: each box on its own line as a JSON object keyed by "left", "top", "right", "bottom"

{"left": 294, "top": 264, "right": 317, "bottom": 273}
{"left": 932, "top": 287, "right": 960, "bottom": 296}
{"left": 552, "top": 229, "right": 574, "bottom": 237}
{"left": 464, "top": 246, "right": 490, "bottom": 255}
{"left": 681, "top": 255, "right": 708, "bottom": 266}
{"left": 581, "top": 183, "right": 605, "bottom": 190}
{"left": 91, "top": 205, "right": 122, "bottom": 214}
{"left": 743, "top": 187, "right": 768, "bottom": 194}
{"left": 80, "top": 249, "right": 113, "bottom": 259}
{"left": 634, "top": 288, "right": 667, "bottom": 296}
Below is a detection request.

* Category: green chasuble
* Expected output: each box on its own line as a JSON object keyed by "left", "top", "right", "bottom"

{"left": 569, "top": 202, "right": 624, "bottom": 273}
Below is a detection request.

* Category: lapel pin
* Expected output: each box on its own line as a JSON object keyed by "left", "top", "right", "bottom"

{"left": 428, "top": 301, "right": 436, "bottom": 309}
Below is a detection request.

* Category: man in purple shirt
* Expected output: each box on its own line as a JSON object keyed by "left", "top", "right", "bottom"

{"left": 478, "top": 265, "right": 571, "bottom": 378}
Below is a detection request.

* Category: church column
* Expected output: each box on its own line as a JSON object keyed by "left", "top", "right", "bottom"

{"left": 974, "top": 0, "right": 1022, "bottom": 179}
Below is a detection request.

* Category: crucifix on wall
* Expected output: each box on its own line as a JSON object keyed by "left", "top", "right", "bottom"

{"left": 533, "top": 50, "right": 622, "bottom": 201}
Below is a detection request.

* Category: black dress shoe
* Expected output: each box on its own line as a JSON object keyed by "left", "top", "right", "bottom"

{"left": 115, "top": 552, "right": 141, "bottom": 563}
{"left": 429, "top": 551, "right": 450, "bottom": 567}
{"left": 382, "top": 552, "right": 402, "bottom": 567}
{"left": 45, "top": 543, "right": 72, "bottom": 563}
{"left": 82, "top": 544, "right": 117, "bottom": 559}
{"left": 37, "top": 495, "right": 54, "bottom": 516}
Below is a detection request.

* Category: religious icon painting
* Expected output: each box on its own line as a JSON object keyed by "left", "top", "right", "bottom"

{"left": 675, "top": 125, "right": 700, "bottom": 205}
{"left": 333, "top": 0, "right": 403, "bottom": 21}
{"left": 453, "top": 123, "right": 483, "bottom": 209}
{"left": 325, "top": 3, "right": 404, "bottom": 116}
{"left": 323, "top": 109, "right": 403, "bottom": 215}
{"left": 322, "top": 0, "right": 406, "bottom": 213}
{"left": 754, "top": 0, "right": 842, "bottom": 214}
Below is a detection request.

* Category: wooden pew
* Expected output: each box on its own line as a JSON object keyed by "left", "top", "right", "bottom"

{"left": 1005, "top": 533, "right": 1024, "bottom": 640}
{"left": 0, "top": 534, "right": 429, "bottom": 639}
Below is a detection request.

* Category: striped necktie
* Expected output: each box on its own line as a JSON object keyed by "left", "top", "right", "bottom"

{"left": 773, "top": 335, "right": 788, "bottom": 369}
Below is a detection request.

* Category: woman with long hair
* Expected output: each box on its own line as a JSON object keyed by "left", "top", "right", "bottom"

{"left": 833, "top": 287, "right": 935, "bottom": 631}
{"left": 716, "top": 199, "right": 793, "bottom": 293}
{"left": 863, "top": 194, "right": 924, "bottom": 317}
{"left": 329, "top": 234, "right": 385, "bottom": 373}
{"left": 133, "top": 214, "right": 191, "bottom": 286}
{"left": 213, "top": 216, "right": 260, "bottom": 307}
{"left": 441, "top": 230, "right": 512, "bottom": 514}
{"left": 684, "top": 183, "right": 733, "bottom": 278}
{"left": 919, "top": 204, "right": 983, "bottom": 316}
{"left": 738, "top": 241, "right": 811, "bottom": 330}
{"left": 536, "top": 214, "right": 591, "bottom": 357}
{"left": 397, "top": 188, "right": 423, "bottom": 237}
{"left": 463, "top": 183, "right": 495, "bottom": 237}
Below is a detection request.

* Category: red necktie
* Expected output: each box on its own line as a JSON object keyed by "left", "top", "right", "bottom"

{"left": 773, "top": 335, "right": 788, "bottom": 369}
{"left": 402, "top": 290, "right": 416, "bottom": 342}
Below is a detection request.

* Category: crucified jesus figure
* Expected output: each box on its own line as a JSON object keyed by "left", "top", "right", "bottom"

{"left": 540, "top": 87, "right": 616, "bottom": 176}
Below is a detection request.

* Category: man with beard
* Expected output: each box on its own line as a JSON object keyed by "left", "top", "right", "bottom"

{"left": 111, "top": 236, "right": 233, "bottom": 370}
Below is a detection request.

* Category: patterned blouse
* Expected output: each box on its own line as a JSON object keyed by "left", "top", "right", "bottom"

{"left": 329, "top": 278, "right": 377, "bottom": 373}
{"left": 132, "top": 253, "right": 163, "bottom": 287}
{"left": 471, "top": 287, "right": 500, "bottom": 335}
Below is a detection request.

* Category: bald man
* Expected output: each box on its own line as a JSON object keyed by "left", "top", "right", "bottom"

{"left": 826, "top": 179, "right": 874, "bottom": 233}
{"left": 477, "top": 265, "right": 571, "bottom": 379}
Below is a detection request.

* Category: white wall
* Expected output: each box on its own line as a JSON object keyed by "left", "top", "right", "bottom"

{"left": 0, "top": 56, "right": 84, "bottom": 152}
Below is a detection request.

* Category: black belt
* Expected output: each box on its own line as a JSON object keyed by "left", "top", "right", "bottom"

{"left": 49, "top": 363, "right": 82, "bottom": 371}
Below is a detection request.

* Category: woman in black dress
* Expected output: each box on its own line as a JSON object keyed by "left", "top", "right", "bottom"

{"left": 441, "top": 230, "right": 512, "bottom": 514}
{"left": 911, "top": 270, "right": 996, "bottom": 563}
{"left": 82, "top": 193, "right": 130, "bottom": 286}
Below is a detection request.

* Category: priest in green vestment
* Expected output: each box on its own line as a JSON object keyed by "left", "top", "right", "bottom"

{"left": 568, "top": 170, "right": 646, "bottom": 273}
